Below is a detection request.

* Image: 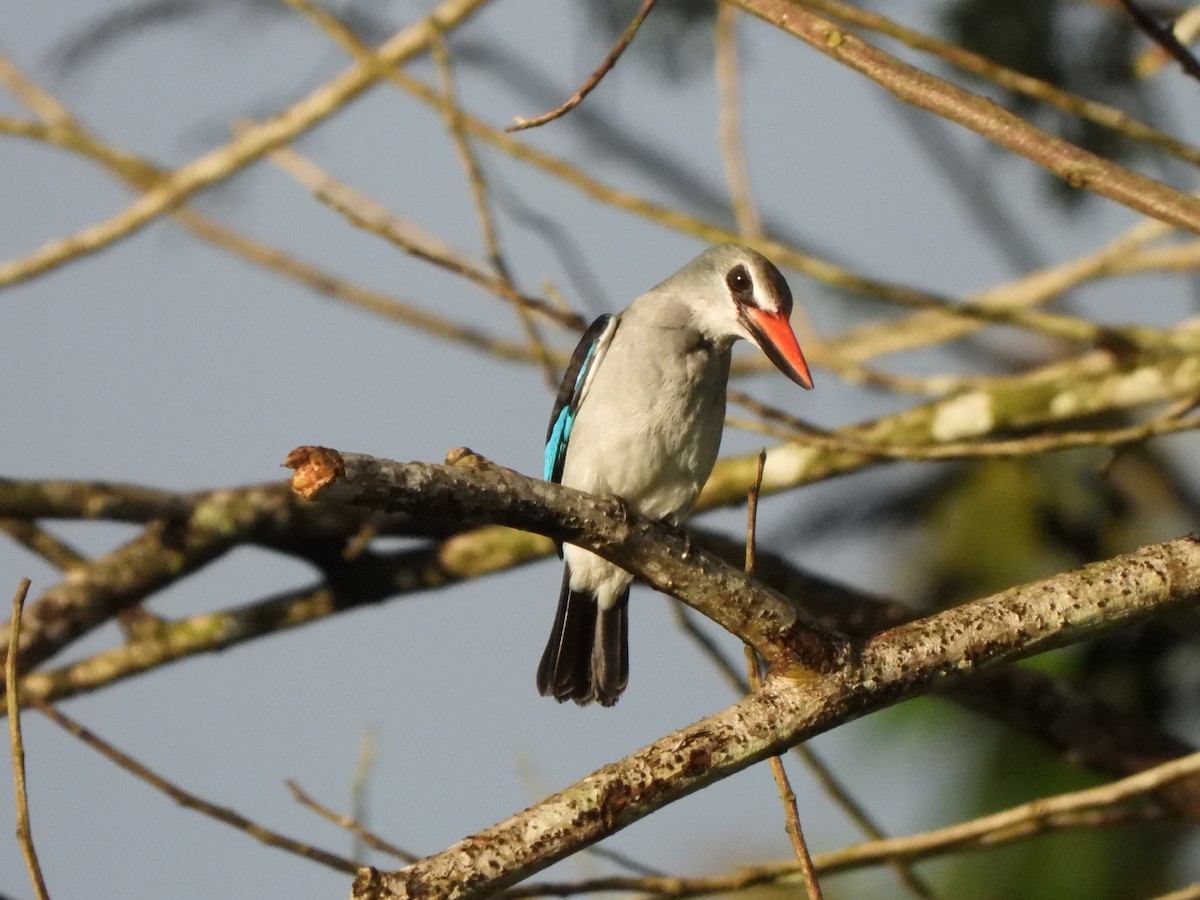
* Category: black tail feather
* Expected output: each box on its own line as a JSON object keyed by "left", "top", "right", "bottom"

{"left": 591, "top": 598, "right": 628, "bottom": 707}
{"left": 537, "top": 568, "right": 629, "bottom": 706}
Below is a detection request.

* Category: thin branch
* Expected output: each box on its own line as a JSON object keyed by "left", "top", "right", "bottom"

{"left": 265, "top": 144, "right": 581, "bottom": 329}
{"left": 277, "top": 14, "right": 989, "bottom": 353}
{"left": 280, "top": 7, "right": 1200, "bottom": 367}
{"left": 1150, "top": 885, "right": 1200, "bottom": 900}
{"left": 0, "top": 494, "right": 257, "bottom": 673}
{"left": 1118, "top": 0, "right": 1200, "bottom": 82}
{"left": 798, "top": 743, "right": 936, "bottom": 897}
{"left": 745, "top": 449, "right": 767, "bottom": 576}
{"left": 700, "top": 344, "right": 1200, "bottom": 510}
{"left": 8, "top": 578, "right": 50, "bottom": 900}
{"left": 0, "top": 0, "right": 490, "bottom": 292}
{"left": 728, "top": 401, "right": 1200, "bottom": 462}
{"left": 1, "top": 532, "right": 523, "bottom": 711}
{"left": 795, "top": 0, "right": 1200, "bottom": 171}
{"left": 829, "top": 210, "right": 1189, "bottom": 364}
{"left": 350, "top": 727, "right": 379, "bottom": 864}
{"left": 0, "top": 477, "right": 194, "bottom": 522}
{"left": 746, "top": 453, "right": 824, "bottom": 900}
{"left": 430, "top": 31, "right": 561, "bottom": 389}
{"left": 672, "top": 597, "right": 933, "bottom": 897}
{"left": 33, "top": 700, "right": 359, "bottom": 874}
{"left": 0, "top": 519, "right": 88, "bottom": 571}
{"left": 1135, "top": 7, "right": 1200, "bottom": 77}
{"left": 498, "top": 795, "right": 1173, "bottom": 895}
{"left": 0, "top": 89, "right": 549, "bottom": 365}
{"left": 809, "top": 752, "right": 1200, "bottom": 873}
{"left": 185, "top": 209, "right": 551, "bottom": 360}
{"left": 0, "top": 53, "right": 71, "bottom": 127}
{"left": 715, "top": 3, "right": 763, "bottom": 240}
{"left": 731, "top": 0, "right": 1200, "bottom": 234}
{"left": 286, "top": 778, "right": 419, "bottom": 864}
{"left": 506, "top": 0, "right": 659, "bottom": 132}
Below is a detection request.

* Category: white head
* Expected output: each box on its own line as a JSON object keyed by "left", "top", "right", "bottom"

{"left": 659, "top": 243, "right": 814, "bottom": 389}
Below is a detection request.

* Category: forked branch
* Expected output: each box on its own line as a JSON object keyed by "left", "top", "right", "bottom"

{"left": 284, "top": 445, "right": 1200, "bottom": 899}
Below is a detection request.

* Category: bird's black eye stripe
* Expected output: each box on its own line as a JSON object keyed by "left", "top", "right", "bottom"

{"left": 726, "top": 264, "right": 756, "bottom": 306}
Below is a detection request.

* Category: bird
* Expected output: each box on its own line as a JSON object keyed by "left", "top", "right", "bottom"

{"left": 537, "top": 243, "right": 814, "bottom": 707}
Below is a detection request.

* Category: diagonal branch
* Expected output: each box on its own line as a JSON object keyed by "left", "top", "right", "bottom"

{"left": 796, "top": 0, "right": 1200, "bottom": 171}
{"left": 0, "top": 484, "right": 314, "bottom": 674}
{"left": 0, "top": 0, "right": 489, "bottom": 292}
{"left": 505, "top": 0, "right": 659, "bottom": 132}
{"left": 731, "top": 0, "right": 1200, "bottom": 234}
{"left": 1117, "top": 0, "right": 1200, "bottom": 83}
{"left": 287, "top": 446, "right": 846, "bottom": 672}
{"left": 299, "top": 445, "right": 1200, "bottom": 897}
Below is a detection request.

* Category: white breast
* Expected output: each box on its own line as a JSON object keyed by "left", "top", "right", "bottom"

{"left": 560, "top": 326, "right": 731, "bottom": 525}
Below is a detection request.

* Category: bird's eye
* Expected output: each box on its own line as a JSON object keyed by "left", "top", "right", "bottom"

{"left": 726, "top": 265, "right": 753, "bottom": 301}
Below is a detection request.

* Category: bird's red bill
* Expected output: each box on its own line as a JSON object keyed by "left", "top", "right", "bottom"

{"left": 746, "top": 308, "right": 814, "bottom": 389}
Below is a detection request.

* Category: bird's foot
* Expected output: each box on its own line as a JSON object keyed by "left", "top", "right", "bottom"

{"left": 655, "top": 517, "right": 694, "bottom": 559}
{"left": 608, "top": 494, "right": 633, "bottom": 524}
{"left": 680, "top": 528, "right": 694, "bottom": 561}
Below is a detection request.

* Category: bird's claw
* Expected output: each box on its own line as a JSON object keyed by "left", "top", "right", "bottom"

{"left": 608, "top": 494, "right": 632, "bottom": 524}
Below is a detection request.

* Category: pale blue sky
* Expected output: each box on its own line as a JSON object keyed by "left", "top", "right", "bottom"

{"left": 3, "top": 2, "right": 1199, "bottom": 897}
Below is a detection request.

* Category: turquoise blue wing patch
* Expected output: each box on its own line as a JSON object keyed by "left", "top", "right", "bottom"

{"left": 544, "top": 314, "right": 617, "bottom": 485}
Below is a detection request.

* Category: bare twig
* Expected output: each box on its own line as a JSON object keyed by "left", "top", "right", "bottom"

{"left": 506, "top": 0, "right": 659, "bottom": 132}
{"left": 743, "top": 452, "right": 823, "bottom": 900}
{"left": 278, "top": 9, "right": 1200, "bottom": 367}
{"left": 286, "top": 778, "right": 419, "bottom": 864}
{"left": 809, "top": 751, "right": 1200, "bottom": 872}
{"left": 33, "top": 700, "right": 358, "bottom": 874}
{"left": 731, "top": 0, "right": 1200, "bottom": 234}
{"left": 727, "top": 389, "right": 1200, "bottom": 462}
{"left": 1117, "top": 0, "right": 1200, "bottom": 82}
{"left": 497, "top": 783, "right": 1176, "bottom": 895}
{"left": 0, "top": 0, "right": 489, "bottom": 291}
{"left": 430, "top": 32, "right": 560, "bottom": 388}
{"left": 0, "top": 520, "right": 87, "bottom": 571}
{"left": 350, "top": 727, "right": 379, "bottom": 864}
{"left": 266, "top": 144, "right": 580, "bottom": 330}
{"left": 745, "top": 449, "right": 767, "bottom": 576}
{"left": 8, "top": 578, "right": 50, "bottom": 900}
{"left": 1135, "top": 7, "right": 1200, "bottom": 77}
{"left": 0, "top": 73, "right": 546, "bottom": 365}
{"left": 3, "top": 499, "right": 248, "bottom": 673}
{"left": 715, "top": 4, "right": 763, "bottom": 240}
{"left": 0, "top": 53, "right": 71, "bottom": 126}
{"left": 798, "top": 743, "right": 935, "bottom": 897}
{"left": 795, "top": 0, "right": 1200, "bottom": 170}
{"left": 670, "top": 603, "right": 933, "bottom": 897}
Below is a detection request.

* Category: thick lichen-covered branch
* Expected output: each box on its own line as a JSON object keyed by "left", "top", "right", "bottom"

{"left": 338, "top": 514, "right": 1200, "bottom": 899}
{"left": 287, "top": 447, "right": 846, "bottom": 672}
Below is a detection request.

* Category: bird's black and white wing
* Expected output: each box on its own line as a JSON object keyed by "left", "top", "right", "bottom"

{"left": 543, "top": 314, "right": 619, "bottom": 484}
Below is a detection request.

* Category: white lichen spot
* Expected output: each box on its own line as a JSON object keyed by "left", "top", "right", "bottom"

{"left": 763, "top": 444, "right": 817, "bottom": 486}
{"left": 1049, "top": 390, "right": 1082, "bottom": 418}
{"left": 931, "top": 392, "right": 994, "bottom": 442}
{"left": 1111, "top": 366, "right": 1165, "bottom": 406}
